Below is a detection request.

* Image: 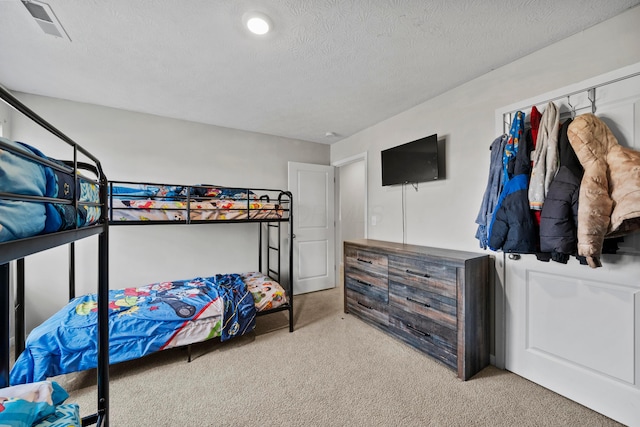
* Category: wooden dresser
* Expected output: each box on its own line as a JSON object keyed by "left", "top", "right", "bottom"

{"left": 343, "top": 239, "right": 490, "bottom": 380}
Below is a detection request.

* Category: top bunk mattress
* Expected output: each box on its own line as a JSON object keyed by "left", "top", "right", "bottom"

{"left": 108, "top": 182, "right": 290, "bottom": 223}
{"left": 0, "top": 137, "right": 103, "bottom": 243}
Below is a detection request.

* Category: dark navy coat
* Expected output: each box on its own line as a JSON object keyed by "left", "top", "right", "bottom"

{"left": 538, "top": 166, "right": 581, "bottom": 262}
{"left": 488, "top": 130, "right": 537, "bottom": 253}
{"left": 538, "top": 119, "right": 584, "bottom": 263}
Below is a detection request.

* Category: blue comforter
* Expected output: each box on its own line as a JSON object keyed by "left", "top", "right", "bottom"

{"left": 0, "top": 137, "right": 101, "bottom": 242}
{"left": 10, "top": 274, "right": 256, "bottom": 385}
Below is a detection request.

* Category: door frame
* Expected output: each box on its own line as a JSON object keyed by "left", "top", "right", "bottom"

{"left": 332, "top": 152, "right": 368, "bottom": 285}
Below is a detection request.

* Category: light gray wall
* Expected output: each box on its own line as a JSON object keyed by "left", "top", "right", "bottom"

{"left": 9, "top": 94, "right": 329, "bottom": 331}
{"left": 0, "top": 102, "right": 10, "bottom": 138}
{"left": 330, "top": 6, "right": 640, "bottom": 253}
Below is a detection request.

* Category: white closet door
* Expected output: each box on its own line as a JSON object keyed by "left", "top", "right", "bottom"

{"left": 288, "top": 162, "right": 335, "bottom": 294}
{"left": 502, "top": 69, "right": 640, "bottom": 427}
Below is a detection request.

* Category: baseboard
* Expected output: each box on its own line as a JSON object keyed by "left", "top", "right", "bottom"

{"left": 490, "top": 353, "right": 497, "bottom": 367}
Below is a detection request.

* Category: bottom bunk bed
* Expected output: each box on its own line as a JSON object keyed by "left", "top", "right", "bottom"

{"left": 10, "top": 272, "right": 288, "bottom": 384}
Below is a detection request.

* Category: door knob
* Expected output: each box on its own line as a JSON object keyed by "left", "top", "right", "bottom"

{"left": 508, "top": 253, "right": 521, "bottom": 260}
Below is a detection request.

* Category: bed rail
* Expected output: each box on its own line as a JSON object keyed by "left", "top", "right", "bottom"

{"left": 107, "top": 181, "right": 290, "bottom": 225}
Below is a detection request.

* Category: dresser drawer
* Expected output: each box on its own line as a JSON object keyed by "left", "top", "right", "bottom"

{"left": 388, "top": 306, "right": 457, "bottom": 369}
{"left": 345, "top": 247, "right": 388, "bottom": 277}
{"left": 346, "top": 288, "right": 388, "bottom": 329}
{"left": 388, "top": 255, "right": 456, "bottom": 299}
{"left": 344, "top": 268, "right": 388, "bottom": 302}
{"left": 389, "top": 281, "right": 456, "bottom": 329}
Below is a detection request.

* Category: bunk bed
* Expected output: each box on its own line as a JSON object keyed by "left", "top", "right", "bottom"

{"left": 8, "top": 183, "right": 294, "bottom": 384}
{"left": 106, "top": 180, "right": 295, "bottom": 339}
{"left": 0, "top": 85, "right": 109, "bottom": 426}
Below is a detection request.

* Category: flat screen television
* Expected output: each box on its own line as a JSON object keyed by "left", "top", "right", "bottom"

{"left": 381, "top": 133, "right": 439, "bottom": 186}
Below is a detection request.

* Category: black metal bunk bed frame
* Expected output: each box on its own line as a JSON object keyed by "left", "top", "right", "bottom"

{"left": 107, "top": 180, "right": 295, "bottom": 335}
{"left": 0, "top": 85, "right": 110, "bottom": 426}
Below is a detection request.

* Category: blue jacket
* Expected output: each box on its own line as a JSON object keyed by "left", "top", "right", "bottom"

{"left": 488, "top": 129, "right": 537, "bottom": 253}
{"left": 475, "top": 134, "right": 508, "bottom": 249}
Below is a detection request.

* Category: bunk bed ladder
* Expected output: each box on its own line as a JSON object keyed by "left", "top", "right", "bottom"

{"left": 256, "top": 190, "right": 294, "bottom": 333}
{"left": 266, "top": 222, "right": 281, "bottom": 283}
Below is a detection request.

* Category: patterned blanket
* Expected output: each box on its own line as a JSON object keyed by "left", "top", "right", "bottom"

{"left": 10, "top": 274, "right": 256, "bottom": 384}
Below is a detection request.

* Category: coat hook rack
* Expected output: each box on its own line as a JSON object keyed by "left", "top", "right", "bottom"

{"left": 503, "top": 112, "right": 512, "bottom": 134}
{"left": 500, "top": 70, "right": 639, "bottom": 126}
{"left": 567, "top": 96, "right": 576, "bottom": 118}
{"left": 588, "top": 87, "right": 596, "bottom": 114}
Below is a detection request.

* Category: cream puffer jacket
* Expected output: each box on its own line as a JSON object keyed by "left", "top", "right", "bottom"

{"left": 567, "top": 114, "right": 640, "bottom": 268}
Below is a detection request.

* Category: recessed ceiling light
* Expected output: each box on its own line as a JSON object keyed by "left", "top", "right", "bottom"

{"left": 243, "top": 12, "right": 271, "bottom": 35}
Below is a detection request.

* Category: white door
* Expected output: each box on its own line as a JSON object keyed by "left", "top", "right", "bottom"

{"left": 500, "top": 67, "right": 640, "bottom": 427}
{"left": 288, "top": 162, "right": 335, "bottom": 294}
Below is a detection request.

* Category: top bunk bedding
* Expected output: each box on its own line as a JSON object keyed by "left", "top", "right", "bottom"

{"left": 108, "top": 181, "right": 290, "bottom": 223}
{"left": 0, "top": 137, "right": 103, "bottom": 244}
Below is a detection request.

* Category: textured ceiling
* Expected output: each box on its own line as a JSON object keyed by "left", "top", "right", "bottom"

{"left": 0, "top": 1, "right": 639, "bottom": 144}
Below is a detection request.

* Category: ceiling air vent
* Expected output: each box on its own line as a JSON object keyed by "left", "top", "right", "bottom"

{"left": 22, "top": 0, "right": 71, "bottom": 41}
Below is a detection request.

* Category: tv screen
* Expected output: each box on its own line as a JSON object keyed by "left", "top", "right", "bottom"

{"left": 381, "top": 134, "right": 438, "bottom": 186}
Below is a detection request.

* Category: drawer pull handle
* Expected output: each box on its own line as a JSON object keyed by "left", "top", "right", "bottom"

{"left": 357, "top": 258, "right": 373, "bottom": 264}
{"left": 357, "top": 301, "right": 373, "bottom": 310}
{"left": 356, "top": 279, "right": 372, "bottom": 287}
{"left": 406, "top": 323, "right": 431, "bottom": 337}
{"left": 406, "top": 269, "right": 430, "bottom": 278}
{"left": 406, "top": 297, "right": 430, "bottom": 308}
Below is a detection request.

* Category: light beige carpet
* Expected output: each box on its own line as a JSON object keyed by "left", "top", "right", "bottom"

{"left": 63, "top": 286, "right": 623, "bottom": 426}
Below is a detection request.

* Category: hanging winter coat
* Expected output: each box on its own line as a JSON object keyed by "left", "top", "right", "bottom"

{"left": 529, "top": 105, "right": 542, "bottom": 148}
{"left": 475, "top": 134, "right": 508, "bottom": 249}
{"left": 529, "top": 101, "right": 560, "bottom": 211}
{"left": 529, "top": 105, "right": 543, "bottom": 227}
{"left": 488, "top": 127, "right": 537, "bottom": 253}
{"left": 502, "top": 111, "right": 525, "bottom": 184}
{"left": 539, "top": 119, "right": 584, "bottom": 263}
{"left": 538, "top": 168, "right": 581, "bottom": 262}
{"left": 567, "top": 113, "right": 640, "bottom": 268}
